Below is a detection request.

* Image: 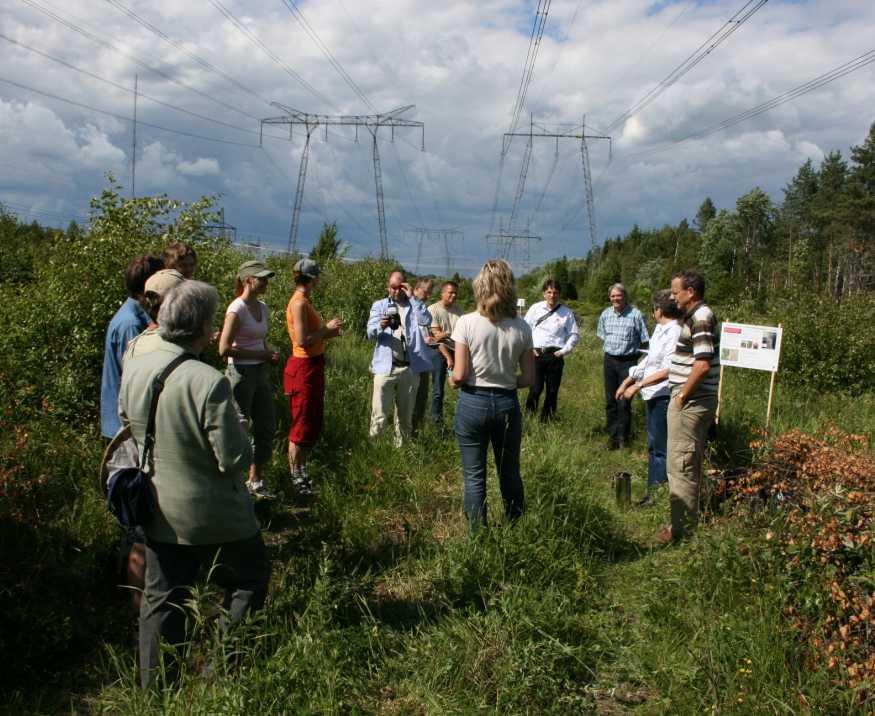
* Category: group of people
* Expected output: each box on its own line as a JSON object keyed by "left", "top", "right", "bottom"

{"left": 100, "top": 243, "right": 341, "bottom": 687}
{"left": 594, "top": 275, "right": 720, "bottom": 543}
{"left": 99, "top": 242, "right": 718, "bottom": 687}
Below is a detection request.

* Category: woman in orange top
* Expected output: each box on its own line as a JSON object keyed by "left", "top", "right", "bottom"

{"left": 284, "top": 258, "right": 343, "bottom": 496}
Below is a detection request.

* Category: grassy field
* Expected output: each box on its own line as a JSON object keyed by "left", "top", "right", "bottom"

{"left": 7, "top": 329, "right": 864, "bottom": 714}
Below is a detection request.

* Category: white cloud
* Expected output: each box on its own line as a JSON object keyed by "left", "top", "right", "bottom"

{"left": 177, "top": 157, "right": 220, "bottom": 176}
{"left": 0, "top": 0, "right": 873, "bottom": 267}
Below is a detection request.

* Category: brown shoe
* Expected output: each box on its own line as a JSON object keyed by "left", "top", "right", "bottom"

{"left": 656, "top": 526, "right": 678, "bottom": 544}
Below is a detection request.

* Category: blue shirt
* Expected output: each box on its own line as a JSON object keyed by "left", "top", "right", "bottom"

{"left": 101, "top": 297, "right": 149, "bottom": 437}
{"left": 366, "top": 296, "right": 434, "bottom": 375}
{"left": 597, "top": 304, "right": 649, "bottom": 357}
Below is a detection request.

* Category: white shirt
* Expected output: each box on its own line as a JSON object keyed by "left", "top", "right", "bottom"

{"left": 523, "top": 301, "right": 580, "bottom": 354}
{"left": 451, "top": 312, "right": 533, "bottom": 390}
{"left": 628, "top": 320, "right": 682, "bottom": 400}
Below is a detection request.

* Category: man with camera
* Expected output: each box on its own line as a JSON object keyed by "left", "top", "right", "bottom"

{"left": 366, "top": 270, "right": 434, "bottom": 446}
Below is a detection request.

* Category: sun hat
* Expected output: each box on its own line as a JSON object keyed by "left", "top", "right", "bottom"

{"left": 294, "top": 258, "right": 321, "bottom": 278}
{"left": 238, "top": 260, "right": 275, "bottom": 281}
{"left": 144, "top": 268, "right": 185, "bottom": 296}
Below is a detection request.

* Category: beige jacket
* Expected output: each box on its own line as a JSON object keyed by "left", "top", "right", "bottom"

{"left": 119, "top": 340, "right": 257, "bottom": 545}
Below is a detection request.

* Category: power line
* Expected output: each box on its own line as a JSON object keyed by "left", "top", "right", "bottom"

{"left": 18, "top": 0, "right": 260, "bottom": 122}
{"left": 620, "top": 47, "right": 875, "bottom": 161}
{"left": 278, "top": 0, "right": 376, "bottom": 112}
{"left": 103, "top": 0, "right": 273, "bottom": 108}
{"left": 604, "top": 0, "right": 769, "bottom": 133}
{"left": 0, "top": 32, "right": 274, "bottom": 139}
{"left": 0, "top": 75, "right": 260, "bottom": 147}
{"left": 205, "top": 0, "right": 337, "bottom": 111}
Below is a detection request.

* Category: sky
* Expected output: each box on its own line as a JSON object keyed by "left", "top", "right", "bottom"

{"left": 1, "top": 0, "right": 874, "bottom": 275}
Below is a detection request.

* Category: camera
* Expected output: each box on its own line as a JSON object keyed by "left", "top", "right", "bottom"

{"left": 385, "top": 300, "right": 401, "bottom": 330}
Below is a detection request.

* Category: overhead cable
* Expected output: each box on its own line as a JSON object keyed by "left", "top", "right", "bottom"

{"left": 279, "top": 0, "right": 376, "bottom": 112}
{"left": 0, "top": 33, "right": 279, "bottom": 139}
{"left": 205, "top": 0, "right": 337, "bottom": 111}
{"left": 620, "top": 47, "right": 875, "bottom": 161}
{"left": 0, "top": 75, "right": 260, "bottom": 147}
{"left": 103, "top": 0, "right": 272, "bottom": 108}
{"left": 604, "top": 0, "right": 769, "bottom": 133}
{"left": 18, "top": 0, "right": 259, "bottom": 122}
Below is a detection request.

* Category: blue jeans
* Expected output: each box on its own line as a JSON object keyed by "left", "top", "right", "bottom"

{"left": 431, "top": 356, "right": 448, "bottom": 423}
{"left": 454, "top": 387, "right": 524, "bottom": 528}
{"left": 645, "top": 395, "right": 669, "bottom": 488}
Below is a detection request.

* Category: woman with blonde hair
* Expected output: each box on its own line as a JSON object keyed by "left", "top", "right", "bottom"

{"left": 448, "top": 259, "right": 534, "bottom": 528}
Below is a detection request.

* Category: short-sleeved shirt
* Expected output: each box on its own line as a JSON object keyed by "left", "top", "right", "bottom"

{"left": 226, "top": 297, "right": 269, "bottom": 366}
{"left": 451, "top": 312, "right": 533, "bottom": 390}
{"left": 597, "top": 304, "right": 649, "bottom": 357}
{"left": 429, "top": 301, "right": 463, "bottom": 343}
{"left": 100, "top": 297, "right": 149, "bottom": 438}
{"left": 669, "top": 302, "right": 721, "bottom": 399}
{"left": 286, "top": 291, "right": 324, "bottom": 358}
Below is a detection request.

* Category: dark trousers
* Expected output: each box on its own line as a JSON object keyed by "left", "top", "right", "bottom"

{"left": 603, "top": 353, "right": 637, "bottom": 444}
{"left": 411, "top": 368, "right": 430, "bottom": 436}
{"left": 525, "top": 352, "right": 565, "bottom": 421}
{"left": 431, "top": 355, "right": 449, "bottom": 424}
{"left": 454, "top": 387, "right": 524, "bottom": 529}
{"left": 139, "top": 534, "right": 270, "bottom": 688}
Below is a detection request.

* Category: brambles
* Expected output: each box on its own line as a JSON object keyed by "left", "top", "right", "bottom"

{"left": 737, "top": 427, "right": 875, "bottom": 695}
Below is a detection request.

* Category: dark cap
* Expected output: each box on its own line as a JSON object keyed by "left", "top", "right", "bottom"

{"left": 294, "top": 258, "right": 321, "bottom": 278}
{"left": 238, "top": 260, "right": 275, "bottom": 281}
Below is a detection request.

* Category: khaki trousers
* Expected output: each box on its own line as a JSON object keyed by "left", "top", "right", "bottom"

{"left": 370, "top": 366, "right": 420, "bottom": 446}
{"left": 666, "top": 393, "right": 717, "bottom": 538}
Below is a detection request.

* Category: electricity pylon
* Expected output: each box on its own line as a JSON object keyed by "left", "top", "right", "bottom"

{"left": 502, "top": 115, "right": 610, "bottom": 249}
{"left": 260, "top": 104, "right": 424, "bottom": 258}
{"left": 403, "top": 226, "right": 464, "bottom": 276}
{"left": 485, "top": 218, "right": 542, "bottom": 271}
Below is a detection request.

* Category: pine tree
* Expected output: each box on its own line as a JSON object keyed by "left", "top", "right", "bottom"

{"left": 695, "top": 197, "right": 716, "bottom": 233}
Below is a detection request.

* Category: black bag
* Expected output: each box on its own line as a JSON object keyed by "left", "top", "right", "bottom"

{"left": 106, "top": 353, "right": 193, "bottom": 528}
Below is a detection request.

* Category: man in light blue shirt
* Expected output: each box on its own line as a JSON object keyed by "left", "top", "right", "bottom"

{"left": 366, "top": 270, "right": 433, "bottom": 445}
{"left": 100, "top": 255, "right": 164, "bottom": 438}
{"left": 596, "top": 282, "right": 649, "bottom": 449}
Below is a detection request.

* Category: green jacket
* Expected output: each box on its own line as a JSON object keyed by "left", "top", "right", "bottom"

{"left": 119, "top": 340, "right": 258, "bottom": 545}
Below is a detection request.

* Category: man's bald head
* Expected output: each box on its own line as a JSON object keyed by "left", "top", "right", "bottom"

{"left": 387, "top": 271, "right": 406, "bottom": 302}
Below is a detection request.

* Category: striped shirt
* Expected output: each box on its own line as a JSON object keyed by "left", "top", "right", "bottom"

{"left": 669, "top": 302, "right": 721, "bottom": 398}
{"left": 597, "top": 305, "right": 649, "bottom": 356}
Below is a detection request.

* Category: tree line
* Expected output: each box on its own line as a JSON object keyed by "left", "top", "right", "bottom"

{"left": 524, "top": 122, "right": 875, "bottom": 309}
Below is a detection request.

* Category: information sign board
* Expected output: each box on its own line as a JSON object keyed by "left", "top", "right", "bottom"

{"left": 719, "top": 322, "right": 783, "bottom": 373}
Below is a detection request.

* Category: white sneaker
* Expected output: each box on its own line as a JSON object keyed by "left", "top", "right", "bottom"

{"left": 291, "top": 467, "right": 314, "bottom": 497}
{"left": 247, "top": 480, "right": 276, "bottom": 500}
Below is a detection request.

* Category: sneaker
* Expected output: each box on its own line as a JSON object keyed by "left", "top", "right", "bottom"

{"left": 290, "top": 468, "right": 314, "bottom": 498}
{"left": 247, "top": 480, "right": 276, "bottom": 500}
{"left": 637, "top": 492, "right": 655, "bottom": 508}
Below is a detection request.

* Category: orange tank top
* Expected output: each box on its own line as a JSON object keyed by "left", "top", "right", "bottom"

{"left": 286, "top": 290, "right": 324, "bottom": 358}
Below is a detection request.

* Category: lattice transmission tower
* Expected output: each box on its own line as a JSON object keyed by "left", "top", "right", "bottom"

{"left": 403, "top": 226, "right": 464, "bottom": 276}
{"left": 502, "top": 115, "right": 610, "bottom": 250}
{"left": 485, "top": 218, "right": 542, "bottom": 272}
{"left": 260, "top": 104, "right": 424, "bottom": 258}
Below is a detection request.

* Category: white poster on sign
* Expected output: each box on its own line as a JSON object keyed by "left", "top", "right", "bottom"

{"left": 719, "top": 322, "right": 783, "bottom": 373}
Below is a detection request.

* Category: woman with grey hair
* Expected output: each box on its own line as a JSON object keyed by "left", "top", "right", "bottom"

{"left": 119, "top": 280, "right": 270, "bottom": 688}
{"left": 615, "top": 289, "right": 681, "bottom": 505}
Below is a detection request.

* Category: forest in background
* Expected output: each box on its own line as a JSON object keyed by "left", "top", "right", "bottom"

{"left": 521, "top": 121, "right": 875, "bottom": 303}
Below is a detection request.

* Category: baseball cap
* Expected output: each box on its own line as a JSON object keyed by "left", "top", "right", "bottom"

{"left": 144, "top": 268, "right": 185, "bottom": 297}
{"left": 294, "top": 258, "right": 321, "bottom": 278}
{"left": 238, "top": 260, "right": 275, "bottom": 281}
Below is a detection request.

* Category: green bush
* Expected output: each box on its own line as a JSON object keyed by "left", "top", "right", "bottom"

{"left": 721, "top": 292, "right": 875, "bottom": 393}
